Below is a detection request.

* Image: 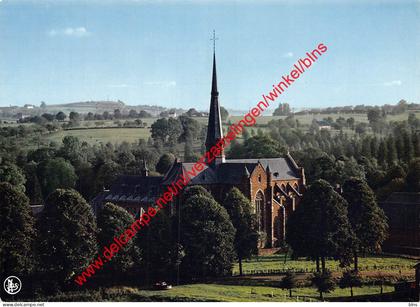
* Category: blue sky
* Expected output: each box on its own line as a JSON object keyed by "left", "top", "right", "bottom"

{"left": 0, "top": 0, "right": 419, "bottom": 111}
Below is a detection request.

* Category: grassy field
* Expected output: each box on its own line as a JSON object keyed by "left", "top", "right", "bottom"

{"left": 233, "top": 253, "right": 417, "bottom": 275}
{"left": 47, "top": 283, "right": 394, "bottom": 302}
{"left": 39, "top": 253, "right": 417, "bottom": 301}
{"left": 46, "top": 127, "right": 151, "bottom": 145}
{"left": 121, "top": 284, "right": 394, "bottom": 302}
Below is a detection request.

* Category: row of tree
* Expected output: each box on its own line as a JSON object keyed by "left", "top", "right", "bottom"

{"left": 0, "top": 183, "right": 258, "bottom": 298}
{"left": 286, "top": 178, "right": 388, "bottom": 273}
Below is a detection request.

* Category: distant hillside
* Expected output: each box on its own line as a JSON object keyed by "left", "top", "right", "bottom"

{"left": 48, "top": 100, "right": 126, "bottom": 109}
{"left": 0, "top": 100, "right": 178, "bottom": 117}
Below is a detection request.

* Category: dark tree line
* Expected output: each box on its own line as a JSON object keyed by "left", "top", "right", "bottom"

{"left": 0, "top": 181, "right": 258, "bottom": 299}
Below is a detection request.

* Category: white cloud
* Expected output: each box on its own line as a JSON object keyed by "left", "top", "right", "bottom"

{"left": 282, "top": 52, "right": 294, "bottom": 58}
{"left": 48, "top": 27, "right": 91, "bottom": 37}
{"left": 144, "top": 81, "right": 176, "bottom": 88}
{"left": 383, "top": 80, "right": 402, "bottom": 87}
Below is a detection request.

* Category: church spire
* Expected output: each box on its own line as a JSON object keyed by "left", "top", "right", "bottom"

{"left": 205, "top": 31, "right": 225, "bottom": 166}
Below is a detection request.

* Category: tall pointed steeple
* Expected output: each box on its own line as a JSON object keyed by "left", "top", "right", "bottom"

{"left": 205, "top": 32, "right": 225, "bottom": 166}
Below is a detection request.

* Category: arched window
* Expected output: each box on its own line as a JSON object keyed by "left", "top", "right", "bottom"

{"left": 293, "top": 183, "right": 299, "bottom": 192}
{"left": 255, "top": 191, "right": 265, "bottom": 232}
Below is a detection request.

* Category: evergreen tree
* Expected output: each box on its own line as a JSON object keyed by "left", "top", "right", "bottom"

{"left": 184, "top": 138, "right": 198, "bottom": 162}
{"left": 378, "top": 140, "right": 388, "bottom": 167}
{"left": 339, "top": 270, "right": 362, "bottom": 297}
{"left": 361, "top": 137, "right": 372, "bottom": 158}
{"left": 402, "top": 131, "right": 414, "bottom": 163}
{"left": 97, "top": 203, "right": 140, "bottom": 278}
{"left": 223, "top": 188, "right": 258, "bottom": 276}
{"left": 405, "top": 158, "right": 420, "bottom": 192}
{"left": 0, "top": 183, "right": 35, "bottom": 279}
{"left": 311, "top": 155, "right": 338, "bottom": 184}
{"left": 413, "top": 133, "right": 420, "bottom": 157}
{"left": 180, "top": 193, "right": 236, "bottom": 280}
{"left": 286, "top": 180, "right": 354, "bottom": 273}
{"left": 370, "top": 137, "right": 379, "bottom": 158}
{"left": 386, "top": 136, "right": 397, "bottom": 166}
{"left": 342, "top": 178, "right": 388, "bottom": 271}
{"left": 24, "top": 161, "right": 43, "bottom": 204}
{"left": 311, "top": 270, "right": 335, "bottom": 300}
{"left": 137, "top": 210, "right": 176, "bottom": 283}
{"left": 36, "top": 189, "right": 97, "bottom": 290}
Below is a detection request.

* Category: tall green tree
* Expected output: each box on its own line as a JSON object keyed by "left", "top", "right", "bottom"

{"left": 180, "top": 193, "right": 236, "bottom": 280}
{"left": 402, "top": 130, "right": 414, "bottom": 163}
{"left": 36, "top": 189, "right": 97, "bottom": 290}
{"left": 405, "top": 158, "right": 420, "bottom": 192}
{"left": 0, "top": 183, "right": 35, "bottom": 279}
{"left": 156, "top": 153, "right": 175, "bottom": 174}
{"left": 228, "top": 135, "right": 285, "bottom": 159}
{"left": 24, "top": 162, "right": 43, "bottom": 204}
{"left": 0, "top": 161, "right": 26, "bottom": 193}
{"left": 97, "top": 203, "right": 140, "bottom": 278}
{"left": 183, "top": 185, "right": 212, "bottom": 200}
{"left": 38, "top": 158, "right": 77, "bottom": 197}
{"left": 342, "top": 178, "right": 388, "bottom": 271}
{"left": 94, "top": 161, "right": 122, "bottom": 193}
{"left": 223, "top": 188, "right": 258, "bottom": 276}
{"left": 286, "top": 180, "right": 354, "bottom": 273}
{"left": 386, "top": 136, "right": 397, "bottom": 166}
{"left": 311, "top": 155, "right": 338, "bottom": 184}
{"left": 137, "top": 210, "right": 177, "bottom": 283}
{"left": 378, "top": 140, "right": 388, "bottom": 167}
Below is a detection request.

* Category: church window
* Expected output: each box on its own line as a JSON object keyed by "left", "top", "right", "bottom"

{"left": 255, "top": 191, "right": 265, "bottom": 232}
{"left": 258, "top": 175, "right": 262, "bottom": 182}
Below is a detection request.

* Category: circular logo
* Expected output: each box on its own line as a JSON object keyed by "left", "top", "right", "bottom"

{"left": 3, "top": 276, "right": 22, "bottom": 295}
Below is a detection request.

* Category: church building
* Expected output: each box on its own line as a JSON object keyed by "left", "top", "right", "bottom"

{"left": 92, "top": 50, "right": 306, "bottom": 248}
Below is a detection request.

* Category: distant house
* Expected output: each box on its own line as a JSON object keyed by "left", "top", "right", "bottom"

{"left": 17, "top": 113, "right": 30, "bottom": 120}
{"left": 380, "top": 192, "right": 420, "bottom": 256}
{"left": 24, "top": 104, "right": 35, "bottom": 109}
{"left": 168, "top": 111, "right": 177, "bottom": 118}
{"left": 316, "top": 120, "right": 332, "bottom": 130}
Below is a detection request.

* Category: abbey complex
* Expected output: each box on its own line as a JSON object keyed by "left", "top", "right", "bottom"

{"left": 93, "top": 52, "right": 306, "bottom": 248}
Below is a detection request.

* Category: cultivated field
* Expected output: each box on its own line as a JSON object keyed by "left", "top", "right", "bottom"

{"left": 46, "top": 127, "right": 151, "bottom": 145}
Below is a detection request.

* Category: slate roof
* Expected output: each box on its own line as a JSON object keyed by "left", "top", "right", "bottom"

{"left": 92, "top": 175, "right": 163, "bottom": 205}
{"left": 225, "top": 157, "right": 301, "bottom": 180}
{"left": 160, "top": 156, "right": 301, "bottom": 186}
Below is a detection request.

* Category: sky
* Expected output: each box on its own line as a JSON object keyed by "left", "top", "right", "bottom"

{"left": 0, "top": 0, "right": 419, "bottom": 111}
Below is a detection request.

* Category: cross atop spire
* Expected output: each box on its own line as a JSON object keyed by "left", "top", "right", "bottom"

{"left": 210, "top": 30, "right": 218, "bottom": 54}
